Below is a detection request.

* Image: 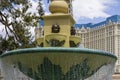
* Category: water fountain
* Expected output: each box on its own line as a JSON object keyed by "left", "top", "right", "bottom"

{"left": 0, "top": 0, "right": 117, "bottom": 80}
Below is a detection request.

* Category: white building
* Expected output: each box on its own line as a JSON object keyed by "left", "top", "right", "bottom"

{"left": 75, "top": 15, "right": 120, "bottom": 73}
{"left": 35, "top": 22, "right": 44, "bottom": 40}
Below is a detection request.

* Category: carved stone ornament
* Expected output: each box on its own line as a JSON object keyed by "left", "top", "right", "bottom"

{"left": 52, "top": 24, "right": 60, "bottom": 33}
{"left": 71, "top": 26, "right": 76, "bottom": 35}
{"left": 70, "top": 41, "right": 80, "bottom": 47}
{"left": 46, "top": 39, "right": 65, "bottom": 47}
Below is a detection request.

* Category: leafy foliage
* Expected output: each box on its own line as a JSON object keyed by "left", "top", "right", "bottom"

{"left": 0, "top": 35, "right": 19, "bottom": 54}
{"left": 0, "top": 0, "right": 44, "bottom": 53}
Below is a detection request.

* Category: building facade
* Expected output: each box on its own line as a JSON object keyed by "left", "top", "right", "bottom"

{"left": 75, "top": 15, "right": 120, "bottom": 73}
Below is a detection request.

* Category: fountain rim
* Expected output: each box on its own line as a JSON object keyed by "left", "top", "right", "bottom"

{"left": 0, "top": 47, "right": 117, "bottom": 59}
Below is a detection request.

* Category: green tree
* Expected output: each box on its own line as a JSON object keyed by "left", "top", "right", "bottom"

{"left": 0, "top": 35, "right": 19, "bottom": 54}
{"left": 0, "top": 0, "right": 44, "bottom": 53}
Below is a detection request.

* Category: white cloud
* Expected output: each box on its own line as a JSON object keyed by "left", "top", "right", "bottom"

{"left": 45, "top": 12, "right": 50, "bottom": 15}
{"left": 72, "top": 0, "right": 117, "bottom": 22}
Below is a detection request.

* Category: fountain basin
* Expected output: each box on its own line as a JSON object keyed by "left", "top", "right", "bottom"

{"left": 0, "top": 48, "right": 117, "bottom": 80}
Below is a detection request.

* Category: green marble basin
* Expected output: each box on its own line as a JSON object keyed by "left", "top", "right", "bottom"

{"left": 0, "top": 48, "right": 117, "bottom": 80}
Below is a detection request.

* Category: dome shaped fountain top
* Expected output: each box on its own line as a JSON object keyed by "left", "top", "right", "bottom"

{"left": 49, "top": 0, "right": 69, "bottom": 14}
{"left": 0, "top": 0, "right": 117, "bottom": 80}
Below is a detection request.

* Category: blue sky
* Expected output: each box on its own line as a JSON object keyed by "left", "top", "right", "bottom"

{"left": 43, "top": 0, "right": 120, "bottom": 24}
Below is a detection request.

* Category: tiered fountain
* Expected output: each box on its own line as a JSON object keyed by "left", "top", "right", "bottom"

{"left": 0, "top": 0, "right": 117, "bottom": 80}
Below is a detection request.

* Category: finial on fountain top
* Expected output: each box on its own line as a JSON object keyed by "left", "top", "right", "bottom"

{"left": 49, "top": 0, "right": 69, "bottom": 14}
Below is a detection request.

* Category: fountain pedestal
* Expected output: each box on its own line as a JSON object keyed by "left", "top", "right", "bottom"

{"left": 43, "top": 14, "right": 79, "bottom": 47}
